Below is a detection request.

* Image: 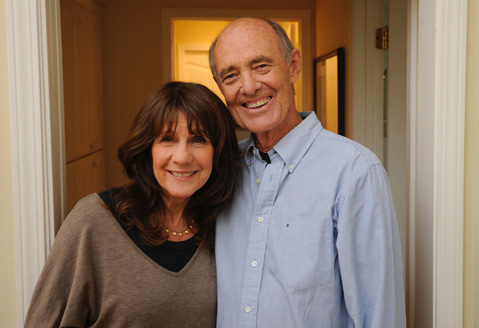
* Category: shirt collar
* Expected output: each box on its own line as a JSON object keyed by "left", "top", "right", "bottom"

{"left": 242, "top": 112, "right": 323, "bottom": 173}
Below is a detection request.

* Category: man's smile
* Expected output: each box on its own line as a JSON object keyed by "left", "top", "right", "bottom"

{"left": 243, "top": 96, "right": 272, "bottom": 109}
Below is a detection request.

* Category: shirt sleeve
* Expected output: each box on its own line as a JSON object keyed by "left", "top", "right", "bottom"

{"left": 335, "top": 164, "right": 406, "bottom": 328}
{"left": 24, "top": 198, "right": 98, "bottom": 328}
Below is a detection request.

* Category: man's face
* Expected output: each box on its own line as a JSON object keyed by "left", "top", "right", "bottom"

{"left": 213, "top": 19, "right": 301, "bottom": 137}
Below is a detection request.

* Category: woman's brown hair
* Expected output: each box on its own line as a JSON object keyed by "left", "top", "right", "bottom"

{"left": 114, "top": 81, "right": 241, "bottom": 246}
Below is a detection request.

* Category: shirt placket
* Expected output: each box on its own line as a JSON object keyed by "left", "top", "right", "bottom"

{"left": 239, "top": 158, "right": 284, "bottom": 327}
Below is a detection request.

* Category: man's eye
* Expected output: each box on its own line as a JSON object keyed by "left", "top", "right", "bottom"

{"left": 223, "top": 73, "right": 235, "bottom": 82}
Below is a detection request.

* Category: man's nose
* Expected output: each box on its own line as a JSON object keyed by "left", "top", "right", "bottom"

{"left": 240, "top": 72, "right": 260, "bottom": 95}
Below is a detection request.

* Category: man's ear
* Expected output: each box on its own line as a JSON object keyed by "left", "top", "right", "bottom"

{"left": 289, "top": 49, "right": 302, "bottom": 83}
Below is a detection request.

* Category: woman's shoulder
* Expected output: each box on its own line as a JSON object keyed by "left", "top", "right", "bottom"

{"left": 70, "top": 193, "right": 109, "bottom": 217}
{"left": 74, "top": 192, "right": 104, "bottom": 209}
{"left": 61, "top": 192, "right": 114, "bottom": 234}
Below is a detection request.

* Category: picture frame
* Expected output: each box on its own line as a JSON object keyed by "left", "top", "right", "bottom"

{"left": 313, "top": 47, "right": 345, "bottom": 136}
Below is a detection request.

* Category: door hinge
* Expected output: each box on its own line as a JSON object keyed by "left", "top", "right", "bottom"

{"left": 375, "top": 26, "right": 389, "bottom": 50}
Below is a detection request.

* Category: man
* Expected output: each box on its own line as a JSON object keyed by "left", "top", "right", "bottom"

{"left": 209, "top": 18, "right": 406, "bottom": 327}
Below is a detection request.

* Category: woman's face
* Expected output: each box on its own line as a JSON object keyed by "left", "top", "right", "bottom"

{"left": 151, "top": 113, "right": 214, "bottom": 206}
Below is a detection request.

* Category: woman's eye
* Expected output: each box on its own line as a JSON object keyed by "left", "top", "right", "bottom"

{"left": 193, "top": 136, "right": 207, "bottom": 143}
{"left": 160, "top": 136, "right": 173, "bottom": 142}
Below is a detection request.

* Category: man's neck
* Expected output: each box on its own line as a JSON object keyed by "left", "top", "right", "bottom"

{"left": 253, "top": 112, "right": 302, "bottom": 152}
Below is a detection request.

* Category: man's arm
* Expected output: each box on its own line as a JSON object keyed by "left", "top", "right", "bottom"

{"left": 336, "top": 164, "right": 406, "bottom": 327}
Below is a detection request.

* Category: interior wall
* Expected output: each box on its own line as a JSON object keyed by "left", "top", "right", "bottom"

{"left": 315, "top": 0, "right": 351, "bottom": 137}
{"left": 464, "top": 0, "right": 479, "bottom": 326}
{"left": 102, "top": 0, "right": 315, "bottom": 187}
{"left": 0, "top": 0, "right": 18, "bottom": 326}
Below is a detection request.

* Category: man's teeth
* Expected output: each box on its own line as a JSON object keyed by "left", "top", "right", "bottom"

{"left": 171, "top": 171, "right": 195, "bottom": 177}
{"left": 245, "top": 97, "right": 271, "bottom": 108}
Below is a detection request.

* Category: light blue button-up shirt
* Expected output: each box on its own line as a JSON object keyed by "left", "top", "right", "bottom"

{"left": 216, "top": 112, "right": 406, "bottom": 328}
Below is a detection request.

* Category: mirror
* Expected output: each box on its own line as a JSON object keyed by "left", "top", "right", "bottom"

{"left": 313, "top": 47, "right": 345, "bottom": 135}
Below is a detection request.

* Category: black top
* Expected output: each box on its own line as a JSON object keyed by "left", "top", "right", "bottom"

{"left": 98, "top": 189, "right": 199, "bottom": 272}
{"left": 258, "top": 150, "right": 272, "bottom": 164}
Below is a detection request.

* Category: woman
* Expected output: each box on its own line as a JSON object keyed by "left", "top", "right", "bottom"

{"left": 25, "top": 82, "right": 241, "bottom": 327}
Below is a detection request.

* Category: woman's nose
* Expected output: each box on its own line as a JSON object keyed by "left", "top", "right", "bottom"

{"left": 172, "top": 143, "right": 193, "bottom": 164}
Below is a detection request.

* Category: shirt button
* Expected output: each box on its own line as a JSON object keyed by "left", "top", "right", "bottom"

{"left": 289, "top": 164, "right": 295, "bottom": 170}
{"left": 256, "top": 178, "right": 261, "bottom": 184}
{"left": 257, "top": 216, "right": 264, "bottom": 223}
{"left": 245, "top": 306, "right": 252, "bottom": 313}
{"left": 251, "top": 260, "right": 258, "bottom": 267}
{"left": 252, "top": 150, "right": 256, "bottom": 155}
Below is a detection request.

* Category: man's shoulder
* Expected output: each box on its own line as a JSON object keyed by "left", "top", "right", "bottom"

{"left": 312, "top": 129, "right": 383, "bottom": 168}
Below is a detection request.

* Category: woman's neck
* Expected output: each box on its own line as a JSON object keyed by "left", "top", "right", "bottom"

{"left": 161, "top": 199, "right": 196, "bottom": 241}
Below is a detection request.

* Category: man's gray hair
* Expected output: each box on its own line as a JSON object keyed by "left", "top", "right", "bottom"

{"left": 209, "top": 19, "right": 294, "bottom": 85}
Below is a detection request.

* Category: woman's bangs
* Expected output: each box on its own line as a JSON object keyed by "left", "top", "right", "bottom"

{"left": 184, "top": 107, "right": 214, "bottom": 141}
{"left": 153, "top": 105, "right": 180, "bottom": 137}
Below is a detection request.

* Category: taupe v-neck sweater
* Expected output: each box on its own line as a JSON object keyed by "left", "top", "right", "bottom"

{"left": 25, "top": 194, "right": 217, "bottom": 327}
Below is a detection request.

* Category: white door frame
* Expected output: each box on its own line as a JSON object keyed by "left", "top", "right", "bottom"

{"left": 407, "top": 1, "right": 467, "bottom": 327}
{"left": 7, "top": 0, "right": 466, "bottom": 327}
{"left": 6, "top": 0, "right": 65, "bottom": 324}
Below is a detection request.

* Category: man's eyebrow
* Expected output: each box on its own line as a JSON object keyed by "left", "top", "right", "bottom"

{"left": 218, "top": 56, "right": 274, "bottom": 80}
{"left": 250, "top": 56, "right": 273, "bottom": 65}
{"left": 219, "top": 66, "right": 236, "bottom": 80}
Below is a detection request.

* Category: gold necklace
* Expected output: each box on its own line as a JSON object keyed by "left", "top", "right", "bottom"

{"left": 165, "top": 221, "right": 195, "bottom": 237}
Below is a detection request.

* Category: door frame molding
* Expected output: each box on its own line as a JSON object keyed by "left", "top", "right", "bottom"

{"left": 7, "top": 0, "right": 467, "bottom": 326}
{"left": 6, "top": 0, "right": 66, "bottom": 324}
{"left": 408, "top": 0, "right": 467, "bottom": 327}
{"left": 407, "top": 0, "right": 467, "bottom": 326}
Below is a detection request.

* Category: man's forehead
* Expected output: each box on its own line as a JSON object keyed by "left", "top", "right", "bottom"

{"left": 213, "top": 19, "right": 282, "bottom": 74}
{"left": 223, "top": 18, "right": 269, "bottom": 32}
{"left": 214, "top": 22, "right": 277, "bottom": 61}
{"left": 219, "top": 19, "right": 271, "bottom": 40}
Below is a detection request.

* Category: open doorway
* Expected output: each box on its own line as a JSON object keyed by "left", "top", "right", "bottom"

{"left": 172, "top": 18, "right": 302, "bottom": 141}
{"left": 172, "top": 19, "right": 301, "bottom": 107}
{"left": 160, "top": 8, "right": 313, "bottom": 113}
{"left": 10, "top": 0, "right": 469, "bottom": 326}
{"left": 10, "top": 0, "right": 428, "bottom": 326}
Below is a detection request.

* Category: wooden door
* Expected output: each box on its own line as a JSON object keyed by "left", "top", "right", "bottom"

{"left": 61, "top": 0, "right": 106, "bottom": 214}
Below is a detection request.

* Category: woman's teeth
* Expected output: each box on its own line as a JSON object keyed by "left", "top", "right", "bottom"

{"left": 171, "top": 171, "right": 195, "bottom": 177}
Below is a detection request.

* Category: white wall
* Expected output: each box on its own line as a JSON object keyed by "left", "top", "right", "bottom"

{"left": 463, "top": 0, "right": 479, "bottom": 326}
{"left": 0, "top": 0, "right": 19, "bottom": 325}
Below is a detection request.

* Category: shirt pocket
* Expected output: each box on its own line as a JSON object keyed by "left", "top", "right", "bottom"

{"left": 269, "top": 219, "right": 334, "bottom": 290}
